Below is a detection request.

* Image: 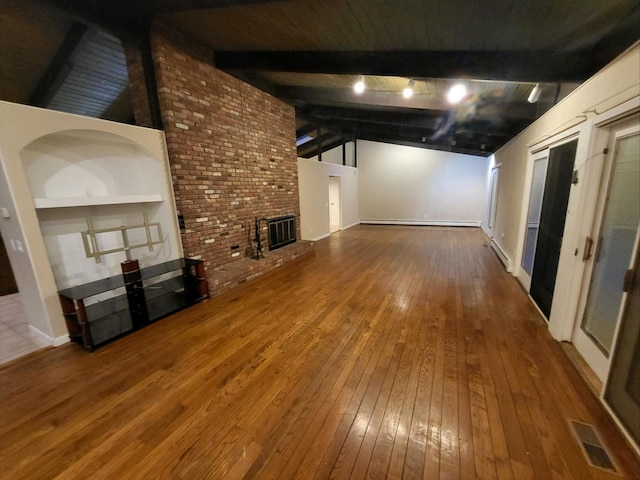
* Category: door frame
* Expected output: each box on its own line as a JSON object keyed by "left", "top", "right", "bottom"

{"left": 516, "top": 131, "right": 580, "bottom": 294}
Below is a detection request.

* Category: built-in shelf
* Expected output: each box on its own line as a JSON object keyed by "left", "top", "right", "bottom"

{"left": 33, "top": 194, "right": 163, "bottom": 209}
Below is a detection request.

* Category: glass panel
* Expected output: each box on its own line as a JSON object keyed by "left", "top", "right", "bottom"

{"left": 605, "top": 246, "right": 640, "bottom": 445}
{"left": 582, "top": 133, "right": 640, "bottom": 354}
{"left": 522, "top": 157, "right": 548, "bottom": 275}
{"left": 488, "top": 167, "right": 499, "bottom": 229}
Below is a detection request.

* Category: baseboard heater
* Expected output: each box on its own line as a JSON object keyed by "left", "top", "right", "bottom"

{"left": 490, "top": 238, "right": 513, "bottom": 272}
{"left": 267, "top": 215, "right": 296, "bottom": 251}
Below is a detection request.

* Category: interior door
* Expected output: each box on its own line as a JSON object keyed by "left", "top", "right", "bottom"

{"left": 329, "top": 176, "right": 340, "bottom": 232}
{"left": 572, "top": 124, "right": 640, "bottom": 381}
{"left": 530, "top": 139, "right": 578, "bottom": 318}
{"left": 0, "top": 234, "right": 18, "bottom": 296}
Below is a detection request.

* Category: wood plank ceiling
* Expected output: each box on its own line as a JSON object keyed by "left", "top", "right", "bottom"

{"left": 1, "top": 0, "right": 638, "bottom": 157}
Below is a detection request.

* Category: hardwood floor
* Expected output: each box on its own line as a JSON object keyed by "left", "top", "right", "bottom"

{"left": 1, "top": 226, "right": 638, "bottom": 479}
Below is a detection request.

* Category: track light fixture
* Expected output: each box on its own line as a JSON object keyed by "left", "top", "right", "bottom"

{"left": 528, "top": 83, "right": 542, "bottom": 103}
{"left": 403, "top": 79, "right": 415, "bottom": 99}
{"left": 353, "top": 75, "right": 366, "bottom": 94}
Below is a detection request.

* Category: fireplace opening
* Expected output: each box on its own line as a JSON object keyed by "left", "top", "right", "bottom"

{"left": 267, "top": 215, "right": 296, "bottom": 251}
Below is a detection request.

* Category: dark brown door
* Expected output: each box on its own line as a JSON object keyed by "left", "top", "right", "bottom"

{"left": 0, "top": 234, "right": 18, "bottom": 296}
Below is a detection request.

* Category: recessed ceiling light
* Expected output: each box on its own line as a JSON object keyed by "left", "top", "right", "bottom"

{"left": 402, "top": 79, "right": 415, "bottom": 99}
{"left": 353, "top": 76, "right": 366, "bottom": 94}
{"left": 447, "top": 83, "right": 467, "bottom": 104}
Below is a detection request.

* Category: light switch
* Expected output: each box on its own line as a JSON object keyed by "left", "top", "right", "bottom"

{"left": 0, "top": 207, "right": 9, "bottom": 218}
{"left": 15, "top": 240, "right": 24, "bottom": 253}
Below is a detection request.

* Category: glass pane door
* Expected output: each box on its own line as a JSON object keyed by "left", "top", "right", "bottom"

{"left": 522, "top": 157, "right": 548, "bottom": 275}
{"left": 581, "top": 132, "right": 640, "bottom": 354}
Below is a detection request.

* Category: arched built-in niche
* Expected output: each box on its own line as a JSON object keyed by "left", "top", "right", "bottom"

{"left": 22, "top": 129, "right": 164, "bottom": 207}
{"left": 20, "top": 129, "right": 181, "bottom": 290}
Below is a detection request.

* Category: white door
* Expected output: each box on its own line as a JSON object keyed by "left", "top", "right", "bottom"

{"left": 572, "top": 122, "right": 640, "bottom": 381}
{"left": 329, "top": 176, "right": 341, "bottom": 232}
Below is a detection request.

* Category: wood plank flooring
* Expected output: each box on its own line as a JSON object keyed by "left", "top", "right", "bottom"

{"left": 1, "top": 226, "right": 638, "bottom": 479}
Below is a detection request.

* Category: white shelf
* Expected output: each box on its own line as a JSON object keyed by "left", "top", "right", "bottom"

{"left": 34, "top": 194, "right": 163, "bottom": 209}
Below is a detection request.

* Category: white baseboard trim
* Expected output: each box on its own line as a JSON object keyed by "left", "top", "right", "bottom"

{"left": 29, "top": 325, "right": 69, "bottom": 347}
{"left": 342, "top": 221, "right": 360, "bottom": 230}
{"left": 490, "top": 237, "right": 514, "bottom": 272}
{"left": 309, "top": 232, "right": 331, "bottom": 242}
{"left": 360, "top": 219, "right": 481, "bottom": 227}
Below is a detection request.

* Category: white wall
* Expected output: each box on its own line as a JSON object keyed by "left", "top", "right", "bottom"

{"left": 490, "top": 43, "right": 640, "bottom": 340}
{"left": 297, "top": 159, "right": 359, "bottom": 241}
{"left": 357, "top": 140, "right": 489, "bottom": 225}
{"left": 0, "top": 101, "right": 181, "bottom": 345}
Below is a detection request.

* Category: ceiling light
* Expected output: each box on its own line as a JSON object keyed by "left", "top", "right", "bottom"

{"left": 528, "top": 83, "right": 542, "bottom": 103}
{"left": 353, "top": 76, "right": 366, "bottom": 94}
{"left": 402, "top": 79, "right": 415, "bottom": 99}
{"left": 447, "top": 84, "right": 467, "bottom": 104}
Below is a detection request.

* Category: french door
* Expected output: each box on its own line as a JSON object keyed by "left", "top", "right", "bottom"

{"left": 572, "top": 122, "right": 640, "bottom": 384}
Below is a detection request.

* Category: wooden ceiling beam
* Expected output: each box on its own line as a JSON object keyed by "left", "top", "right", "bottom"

{"left": 216, "top": 50, "right": 602, "bottom": 83}
{"left": 354, "top": 133, "right": 493, "bottom": 157}
{"left": 296, "top": 123, "right": 321, "bottom": 139}
{"left": 300, "top": 105, "right": 441, "bottom": 131}
{"left": 299, "top": 102, "right": 535, "bottom": 134}
{"left": 28, "top": 21, "right": 88, "bottom": 108}
{"left": 39, "top": 0, "right": 291, "bottom": 23}
{"left": 153, "top": 0, "right": 292, "bottom": 14}
{"left": 329, "top": 119, "right": 503, "bottom": 154}
{"left": 297, "top": 137, "right": 351, "bottom": 158}
{"left": 279, "top": 85, "right": 450, "bottom": 111}
{"left": 36, "top": 0, "right": 147, "bottom": 44}
{"left": 297, "top": 131, "right": 338, "bottom": 147}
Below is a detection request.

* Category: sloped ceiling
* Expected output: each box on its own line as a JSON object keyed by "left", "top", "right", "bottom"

{"left": 1, "top": 0, "right": 638, "bottom": 157}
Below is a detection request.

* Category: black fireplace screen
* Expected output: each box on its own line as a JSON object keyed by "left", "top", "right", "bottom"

{"left": 267, "top": 215, "right": 296, "bottom": 250}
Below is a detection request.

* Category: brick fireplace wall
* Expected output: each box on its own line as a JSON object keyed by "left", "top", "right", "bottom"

{"left": 140, "top": 22, "right": 309, "bottom": 293}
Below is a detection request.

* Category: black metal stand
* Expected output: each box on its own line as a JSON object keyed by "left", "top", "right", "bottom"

{"left": 254, "top": 217, "right": 265, "bottom": 260}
